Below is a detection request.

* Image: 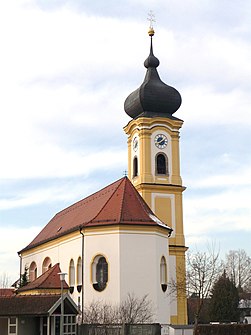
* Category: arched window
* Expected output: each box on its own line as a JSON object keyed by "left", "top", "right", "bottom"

{"left": 156, "top": 153, "right": 168, "bottom": 175}
{"left": 42, "top": 257, "right": 52, "bottom": 273}
{"left": 92, "top": 255, "right": 108, "bottom": 292}
{"left": 133, "top": 156, "right": 138, "bottom": 177}
{"left": 29, "top": 261, "right": 37, "bottom": 282}
{"left": 77, "top": 257, "right": 82, "bottom": 293}
{"left": 69, "top": 259, "right": 75, "bottom": 294}
{"left": 160, "top": 256, "right": 167, "bottom": 292}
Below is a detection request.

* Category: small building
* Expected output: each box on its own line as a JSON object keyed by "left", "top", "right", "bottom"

{"left": 239, "top": 297, "right": 251, "bottom": 324}
{"left": 0, "top": 264, "right": 78, "bottom": 335}
{"left": 167, "top": 325, "right": 194, "bottom": 335}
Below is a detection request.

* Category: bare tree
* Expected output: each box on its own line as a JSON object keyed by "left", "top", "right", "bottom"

{"left": 223, "top": 249, "right": 251, "bottom": 291}
{"left": 168, "top": 245, "right": 221, "bottom": 327}
{"left": 186, "top": 246, "right": 221, "bottom": 326}
{"left": 118, "top": 294, "right": 153, "bottom": 324}
{"left": 83, "top": 300, "right": 118, "bottom": 324}
{"left": 0, "top": 273, "right": 11, "bottom": 289}
{"left": 83, "top": 294, "right": 154, "bottom": 324}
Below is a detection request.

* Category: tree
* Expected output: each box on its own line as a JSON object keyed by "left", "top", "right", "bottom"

{"left": 19, "top": 265, "right": 29, "bottom": 288}
{"left": 0, "top": 272, "right": 11, "bottom": 289}
{"left": 223, "top": 249, "right": 251, "bottom": 292}
{"left": 209, "top": 271, "right": 240, "bottom": 322}
{"left": 118, "top": 294, "right": 153, "bottom": 324}
{"left": 169, "top": 245, "right": 221, "bottom": 326}
{"left": 83, "top": 294, "right": 154, "bottom": 324}
{"left": 187, "top": 246, "right": 222, "bottom": 326}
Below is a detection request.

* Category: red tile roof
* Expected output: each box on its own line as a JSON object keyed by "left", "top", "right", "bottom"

{"left": 0, "top": 288, "right": 15, "bottom": 297}
{"left": 0, "top": 294, "right": 78, "bottom": 316}
{"left": 18, "top": 263, "right": 68, "bottom": 292}
{"left": 0, "top": 294, "right": 61, "bottom": 316}
{"left": 20, "top": 177, "right": 171, "bottom": 252}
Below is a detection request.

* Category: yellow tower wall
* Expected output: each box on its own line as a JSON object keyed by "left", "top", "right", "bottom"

{"left": 124, "top": 116, "right": 188, "bottom": 324}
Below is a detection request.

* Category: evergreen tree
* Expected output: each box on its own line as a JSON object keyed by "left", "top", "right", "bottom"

{"left": 209, "top": 271, "right": 240, "bottom": 322}
{"left": 19, "top": 265, "right": 29, "bottom": 288}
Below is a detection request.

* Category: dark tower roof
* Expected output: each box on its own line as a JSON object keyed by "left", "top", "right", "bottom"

{"left": 124, "top": 29, "right": 182, "bottom": 119}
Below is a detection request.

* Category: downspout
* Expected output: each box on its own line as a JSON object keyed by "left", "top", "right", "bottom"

{"left": 79, "top": 226, "right": 85, "bottom": 324}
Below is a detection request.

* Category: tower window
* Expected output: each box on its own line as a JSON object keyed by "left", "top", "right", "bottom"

{"left": 156, "top": 153, "right": 168, "bottom": 175}
{"left": 92, "top": 255, "right": 108, "bottom": 292}
{"left": 133, "top": 156, "right": 138, "bottom": 177}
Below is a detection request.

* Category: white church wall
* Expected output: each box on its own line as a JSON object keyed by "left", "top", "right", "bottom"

{"left": 21, "top": 232, "right": 82, "bottom": 303}
{"left": 21, "top": 226, "right": 172, "bottom": 324}
{"left": 83, "top": 229, "right": 121, "bottom": 305}
{"left": 119, "top": 229, "right": 171, "bottom": 324}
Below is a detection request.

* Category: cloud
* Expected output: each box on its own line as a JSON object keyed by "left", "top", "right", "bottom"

{"left": 0, "top": 225, "right": 42, "bottom": 282}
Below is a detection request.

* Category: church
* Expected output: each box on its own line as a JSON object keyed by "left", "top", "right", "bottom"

{"left": 18, "top": 26, "right": 187, "bottom": 325}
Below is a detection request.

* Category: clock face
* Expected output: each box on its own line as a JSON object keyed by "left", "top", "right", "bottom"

{"left": 154, "top": 134, "right": 168, "bottom": 149}
{"left": 133, "top": 137, "right": 138, "bottom": 151}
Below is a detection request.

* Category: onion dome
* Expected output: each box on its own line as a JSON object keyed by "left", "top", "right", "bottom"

{"left": 124, "top": 29, "right": 182, "bottom": 119}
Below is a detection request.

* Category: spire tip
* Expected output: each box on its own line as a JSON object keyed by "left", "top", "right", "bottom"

{"left": 147, "top": 10, "right": 155, "bottom": 37}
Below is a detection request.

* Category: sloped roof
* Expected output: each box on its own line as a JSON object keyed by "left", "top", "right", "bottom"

{"left": 18, "top": 263, "right": 68, "bottom": 292}
{"left": 20, "top": 177, "right": 171, "bottom": 252}
{"left": 0, "top": 288, "right": 15, "bottom": 297}
{"left": 0, "top": 294, "right": 78, "bottom": 316}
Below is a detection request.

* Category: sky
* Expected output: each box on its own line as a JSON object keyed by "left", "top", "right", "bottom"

{"left": 0, "top": 0, "right": 251, "bottom": 282}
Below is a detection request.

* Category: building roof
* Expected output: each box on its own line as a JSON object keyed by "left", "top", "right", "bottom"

{"left": 0, "top": 288, "right": 15, "bottom": 297}
{"left": 0, "top": 294, "right": 78, "bottom": 316}
{"left": 124, "top": 32, "right": 181, "bottom": 120}
{"left": 18, "top": 263, "right": 69, "bottom": 292}
{"left": 20, "top": 177, "right": 172, "bottom": 252}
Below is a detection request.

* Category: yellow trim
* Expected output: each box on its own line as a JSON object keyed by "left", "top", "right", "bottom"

{"left": 84, "top": 225, "right": 171, "bottom": 236}
{"left": 18, "top": 288, "right": 68, "bottom": 296}
{"left": 169, "top": 245, "right": 188, "bottom": 324}
{"left": 20, "top": 230, "right": 80, "bottom": 257}
{"left": 21, "top": 224, "right": 171, "bottom": 257}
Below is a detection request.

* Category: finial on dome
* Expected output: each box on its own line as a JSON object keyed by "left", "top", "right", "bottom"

{"left": 124, "top": 16, "right": 182, "bottom": 120}
{"left": 147, "top": 10, "right": 155, "bottom": 36}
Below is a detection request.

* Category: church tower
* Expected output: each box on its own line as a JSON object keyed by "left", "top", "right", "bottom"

{"left": 124, "top": 27, "right": 187, "bottom": 324}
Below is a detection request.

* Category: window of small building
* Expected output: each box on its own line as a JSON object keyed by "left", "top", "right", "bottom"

{"left": 29, "top": 261, "right": 37, "bottom": 282}
{"left": 160, "top": 256, "right": 167, "bottom": 292}
{"left": 133, "top": 156, "right": 138, "bottom": 177}
{"left": 8, "top": 317, "right": 17, "bottom": 335}
{"left": 92, "top": 255, "right": 108, "bottom": 292}
{"left": 156, "top": 153, "right": 168, "bottom": 175}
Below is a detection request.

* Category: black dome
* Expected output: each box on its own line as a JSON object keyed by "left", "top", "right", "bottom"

{"left": 124, "top": 36, "right": 181, "bottom": 119}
